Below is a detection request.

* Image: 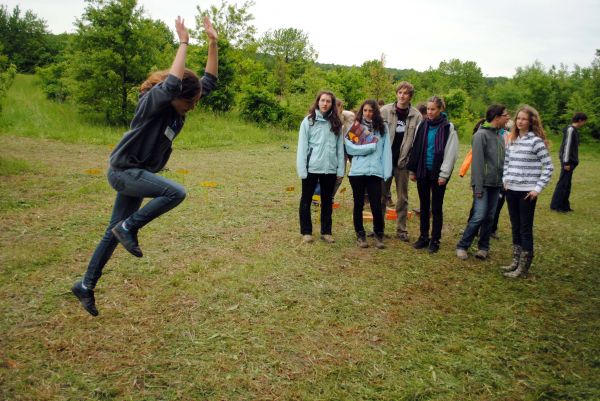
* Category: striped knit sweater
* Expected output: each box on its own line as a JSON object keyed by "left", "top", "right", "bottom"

{"left": 503, "top": 132, "right": 554, "bottom": 193}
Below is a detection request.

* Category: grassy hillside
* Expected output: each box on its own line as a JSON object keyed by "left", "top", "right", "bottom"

{"left": 1, "top": 75, "right": 599, "bottom": 400}
{"left": 0, "top": 74, "right": 296, "bottom": 149}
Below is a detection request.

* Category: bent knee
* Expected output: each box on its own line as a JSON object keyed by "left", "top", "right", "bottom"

{"left": 168, "top": 185, "right": 187, "bottom": 202}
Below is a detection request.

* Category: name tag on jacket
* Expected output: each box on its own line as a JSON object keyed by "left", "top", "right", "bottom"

{"left": 164, "top": 126, "right": 176, "bottom": 141}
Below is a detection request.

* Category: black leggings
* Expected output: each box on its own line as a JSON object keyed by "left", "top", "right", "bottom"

{"left": 505, "top": 189, "right": 537, "bottom": 253}
{"left": 299, "top": 173, "right": 337, "bottom": 235}
{"left": 416, "top": 176, "right": 447, "bottom": 241}
{"left": 349, "top": 175, "right": 384, "bottom": 237}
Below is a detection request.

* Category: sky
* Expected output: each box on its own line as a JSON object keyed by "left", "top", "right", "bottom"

{"left": 7, "top": 0, "right": 600, "bottom": 77}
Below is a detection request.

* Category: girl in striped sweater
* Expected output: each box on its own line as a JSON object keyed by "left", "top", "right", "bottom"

{"left": 501, "top": 105, "right": 554, "bottom": 278}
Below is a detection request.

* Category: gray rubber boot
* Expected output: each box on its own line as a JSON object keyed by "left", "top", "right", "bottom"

{"left": 500, "top": 245, "right": 521, "bottom": 272}
{"left": 504, "top": 250, "right": 532, "bottom": 278}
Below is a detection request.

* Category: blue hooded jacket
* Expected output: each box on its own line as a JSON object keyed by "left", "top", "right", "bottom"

{"left": 296, "top": 110, "right": 345, "bottom": 179}
{"left": 344, "top": 123, "right": 392, "bottom": 180}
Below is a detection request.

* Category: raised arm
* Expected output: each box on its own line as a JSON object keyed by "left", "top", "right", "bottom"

{"left": 169, "top": 16, "right": 190, "bottom": 79}
{"left": 203, "top": 16, "right": 218, "bottom": 77}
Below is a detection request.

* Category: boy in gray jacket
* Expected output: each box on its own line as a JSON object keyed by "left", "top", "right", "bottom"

{"left": 456, "top": 105, "right": 509, "bottom": 260}
{"left": 379, "top": 82, "right": 422, "bottom": 241}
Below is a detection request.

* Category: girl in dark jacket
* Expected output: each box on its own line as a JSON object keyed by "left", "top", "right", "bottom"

{"left": 407, "top": 96, "right": 458, "bottom": 253}
{"left": 71, "top": 16, "right": 218, "bottom": 317}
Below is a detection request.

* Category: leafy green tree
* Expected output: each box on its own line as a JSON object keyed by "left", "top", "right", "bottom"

{"left": 260, "top": 28, "right": 316, "bottom": 64}
{"left": 0, "top": 5, "right": 52, "bottom": 72}
{"left": 327, "top": 66, "right": 366, "bottom": 110}
{"left": 438, "top": 59, "right": 485, "bottom": 97}
{"left": 69, "top": 0, "right": 174, "bottom": 125}
{"left": 193, "top": 0, "right": 259, "bottom": 112}
{"left": 565, "top": 50, "right": 600, "bottom": 140}
{"left": 192, "top": 38, "right": 236, "bottom": 112}
{"left": 36, "top": 34, "right": 74, "bottom": 102}
{"left": 260, "top": 27, "right": 317, "bottom": 95}
{"left": 361, "top": 54, "right": 394, "bottom": 103}
{"left": 194, "top": 0, "right": 257, "bottom": 48}
{"left": 0, "top": 44, "right": 16, "bottom": 110}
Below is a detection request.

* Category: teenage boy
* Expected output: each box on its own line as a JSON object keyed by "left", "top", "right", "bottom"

{"left": 550, "top": 112, "right": 588, "bottom": 213}
{"left": 456, "top": 105, "right": 510, "bottom": 260}
{"left": 379, "top": 82, "right": 422, "bottom": 241}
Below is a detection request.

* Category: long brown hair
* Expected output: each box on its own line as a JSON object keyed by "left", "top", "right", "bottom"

{"left": 510, "top": 105, "right": 548, "bottom": 147}
{"left": 140, "top": 68, "right": 202, "bottom": 100}
{"left": 355, "top": 99, "right": 385, "bottom": 134}
{"left": 308, "top": 91, "right": 343, "bottom": 135}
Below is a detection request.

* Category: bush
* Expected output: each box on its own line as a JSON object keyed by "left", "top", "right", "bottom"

{"left": 0, "top": 56, "right": 16, "bottom": 111}
{"left": 239, "top": 86, "right": 298, "bottom": 129}
{"left": 36, "top": 61, "right": 69, "bottom": 102}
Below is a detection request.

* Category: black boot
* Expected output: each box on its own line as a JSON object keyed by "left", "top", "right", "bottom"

{"left": 71, "top": 281, "right": 99, "bottom": 316}
{"left": 111, "top": 221, "right": 143, "bottom": 257}
{"left": 413, "top": 236, "right": 430, "bottom": 249}
{"left": 427, "top": 240, "right": 440, "bottom": 253}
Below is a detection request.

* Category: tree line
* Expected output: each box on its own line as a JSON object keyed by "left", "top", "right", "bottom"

{"left": 1, "top": 0, "right": 599, "bottom": 140}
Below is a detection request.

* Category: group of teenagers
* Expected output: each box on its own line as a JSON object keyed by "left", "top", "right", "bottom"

{"left": 295, "top": 83, "right": 588, "bottom": 280}
{"left": 70, "top": 16, "right": 587, "bottom": 317}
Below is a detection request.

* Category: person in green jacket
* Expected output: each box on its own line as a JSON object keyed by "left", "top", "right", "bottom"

{"left": 456, "top": 105, "right": 510, "bottom": 260}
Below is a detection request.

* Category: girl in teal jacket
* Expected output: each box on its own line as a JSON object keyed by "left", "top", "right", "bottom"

{"left": 345, "top": 99, "right": 392, "bottom": 249}
{"left": 296, "top": 91, "right": 344, "bottom": 244}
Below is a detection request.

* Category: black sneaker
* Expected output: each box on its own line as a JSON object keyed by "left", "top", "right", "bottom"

{"left": 413, "top": 237, "right": 430, "bottom": 249}
{"left": 71, "top": 281, "right": 99, "bottom": 317}
{"left": 428, "top": 240, "right": 440, "bottom": 253}
{"left": 111, "top": 221, "right": 143, "bottom": 257}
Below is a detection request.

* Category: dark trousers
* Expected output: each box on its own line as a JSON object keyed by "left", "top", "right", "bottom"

{"left": 83, "top": 168, "right": 187, "bottom": 289}
{"left": 299, "top": 173, "right": 336, "bottom": 235}
{"left": 550, "top": 165, "right": 575, "bottom": 211}
{"left": 416, "top": 175, "right": 447, "bottom": 242}
{"left": 505, "top": 189, "right": 537, "bottom": 253}
{"left": 349, "top": 175, "right": 384, "bottom": 237}
{"left": 491, "top": 189, "right": 505, "bottom": 233}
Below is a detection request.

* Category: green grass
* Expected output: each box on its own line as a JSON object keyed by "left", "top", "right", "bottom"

{"left": 0, "top": 74, "right": 599, "bottom": 400}
{"left": 0, "top": 155, "right": 34, "bottom": 176}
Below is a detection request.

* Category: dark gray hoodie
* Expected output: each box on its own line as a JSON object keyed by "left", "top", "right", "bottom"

{"left": 471, "top": 125, "right": 505, "bottom": 193}
{"left": 109, "top": 72, "right": 217, "bottom": 173}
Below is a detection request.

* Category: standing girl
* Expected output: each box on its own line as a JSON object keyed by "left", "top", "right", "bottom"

{"left": 345, "top": 100, "right": 392, "bottom": 249}
{"left": 71, "top": 16, "right": 218, "bottom": 316}
{"left": 407, "top": 96, "right": 458, "bottom": 253}
{"left": 297, "top": 91, "right": 345, "bottom": 244}
{"left": 501, "top": 105, "right": 553, "bottom": 278}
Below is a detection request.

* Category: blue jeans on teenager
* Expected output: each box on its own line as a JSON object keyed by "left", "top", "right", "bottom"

{"left": 83, "top": 168, "right": 186, "bottom": 289}
{"left": 457, "top": 186, "right": 501, "bottom": 251}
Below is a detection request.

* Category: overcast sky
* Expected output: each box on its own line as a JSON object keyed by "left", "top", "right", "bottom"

{"left": 7, "top": 0, "right": 600, "bottom": 77}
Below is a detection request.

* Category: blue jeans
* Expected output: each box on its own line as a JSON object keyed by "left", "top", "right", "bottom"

{"left": 457, "top": 186, "right": 501, "bottom": 251}
{"left": 83, "top": 168, "right": 186, "bottom": 289}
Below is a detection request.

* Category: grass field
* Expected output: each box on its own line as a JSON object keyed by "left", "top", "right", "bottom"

{"left": 1, "top": 75, "right": 599, "bottom": 400}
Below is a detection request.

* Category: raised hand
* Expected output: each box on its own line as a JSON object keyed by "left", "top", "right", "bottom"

{"left": 175, "top": 16, "right": 189, "bottom": 44}
{"left": 203, "top": 16, "right": 218, "bottom": 42}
